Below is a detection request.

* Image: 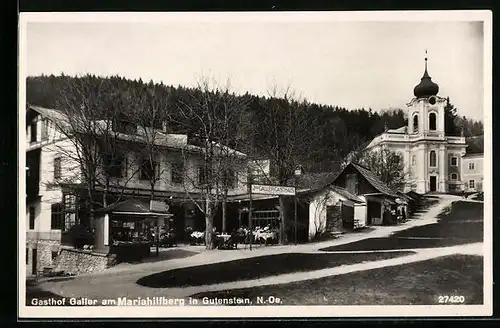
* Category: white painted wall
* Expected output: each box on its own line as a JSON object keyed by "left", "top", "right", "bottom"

{"left": 461, "top": 155, "right": 484, "bottom": 192}
{"left": 307, "top": 189, "right": 354, "bottom": 241}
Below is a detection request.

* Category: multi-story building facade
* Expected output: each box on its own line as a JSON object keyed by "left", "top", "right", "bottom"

{"left": 25, "top": 104, "right": 252, "bottom": 275}
{"left": 461, "top": 153, "right": 484, "bottom": 193}
{"left": 365, "top": 57, "right": 468, "bottom": 194}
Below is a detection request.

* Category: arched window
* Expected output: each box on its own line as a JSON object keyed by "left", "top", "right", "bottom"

{"left": 429, "top": 150, "right": 437, "bottom": 167}
{"left": 413, "top": 114, "right": 419, "bottom": 133}
{"left": 429, "top": 112, "right": 437, "bottom": 131}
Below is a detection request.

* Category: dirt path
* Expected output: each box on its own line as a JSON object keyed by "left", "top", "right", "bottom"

{"left": 34, "top": 194, "right": 474, "bottom": 300}
{"left": 169, "top": 242, "right": 483, "bottom": 298}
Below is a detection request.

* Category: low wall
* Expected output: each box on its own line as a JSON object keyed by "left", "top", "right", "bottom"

{"left": 53, "top": 247, "right": 117, "bottom": 275}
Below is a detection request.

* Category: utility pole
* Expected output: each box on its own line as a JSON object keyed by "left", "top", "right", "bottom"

{"left": 249, "top": 180, "right": 253, "bottom": 251}
{"left": 294, "top": 190, "right": 298, "bottom": 245}
{"left": 156, "top": 217, "right": 160, "bottom": 257}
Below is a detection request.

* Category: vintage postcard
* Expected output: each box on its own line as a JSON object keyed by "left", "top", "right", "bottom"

{"left": 18, "top": 10, "right": 492, "bottom": 319}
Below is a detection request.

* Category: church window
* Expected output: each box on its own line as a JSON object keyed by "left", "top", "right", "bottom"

{"left": 411, "top": 155, "right": 416, "bottom": 166}
{"left": 450, "top": 173, "right": 458, "bottom": 180}
{"left": 429, "top": 150, "right": 437, "bottom": 167}
{"left": 450, "top": 156, "right": 458, "bottom": 167}
{"left": 429, "top": 112, "right": 437, "bottom": 131}
{"left": 412, "top": 115, "right": 419, "bottom": 133}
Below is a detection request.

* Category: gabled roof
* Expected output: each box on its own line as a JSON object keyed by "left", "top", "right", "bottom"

{"left": 330, "top": 185, "right": 365, "bottom": 203}
{"left": 339, "top": 162, "right": 399, "bottom": 198}
{"left": 297, "top": 184, "right": 365, "bottom": 204}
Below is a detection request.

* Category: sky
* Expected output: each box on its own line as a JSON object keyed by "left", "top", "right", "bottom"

{"left": 23, "top": 13, "right": 486, "bottom": 121}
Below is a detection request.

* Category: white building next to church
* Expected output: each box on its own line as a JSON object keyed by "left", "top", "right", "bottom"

{"left": 365, "top": 57, "right": 467, "bottom": 194}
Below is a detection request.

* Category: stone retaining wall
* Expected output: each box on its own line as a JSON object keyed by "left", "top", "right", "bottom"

{"left": 53, "top": 247, "right": 117, "bottom": 275}
{"left": 26, "top": 237, "right": 60, "bottom": 276}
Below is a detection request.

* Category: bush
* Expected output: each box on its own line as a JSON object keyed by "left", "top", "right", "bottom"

{"left": 67, "top": 224, "right": 94, "bottom": 249}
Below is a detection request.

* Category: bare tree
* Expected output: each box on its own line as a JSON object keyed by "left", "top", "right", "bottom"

{"left": 249, "top": 85, "right": 319, "bottom": 243}
{"left": 132, "top": 80, "right": 170, "bottom": 201}
{"left": 171, "top": 78, "right": 250, "bottom": 249}
{"left": 48, "top": 75, "right": 141, "bottom": 249}
{"left": 356, "top": 147, "right": 408, "bottom": 191}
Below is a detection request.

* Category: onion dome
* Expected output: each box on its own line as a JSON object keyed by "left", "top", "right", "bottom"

{"left": 413, "top": 56, "right": 439, "bottom": 98}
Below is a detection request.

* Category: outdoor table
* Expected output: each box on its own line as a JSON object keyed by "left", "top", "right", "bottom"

{"left": 253, "top": 231, "right": 277, "bottom": 244}
{"left": 217, "top": 234, "right": 231, "bottom": 242}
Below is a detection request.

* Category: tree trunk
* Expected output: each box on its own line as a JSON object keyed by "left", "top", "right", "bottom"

{"left": 205, "top": 199, "right": 215, "bottom": 250}
{"left": 222, "top": 189, "right": 228, "bottom": 233}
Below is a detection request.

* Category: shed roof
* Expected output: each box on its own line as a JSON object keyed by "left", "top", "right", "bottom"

{"left": 343, "top": 162, "right": 399, "bottom": 198}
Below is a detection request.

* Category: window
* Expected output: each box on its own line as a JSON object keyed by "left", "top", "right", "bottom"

{"left": 451, "top": 173, "right": 458, "bottom": 180}
{"left": 103, "top": 154, "right": 125, "bottom": 178}
{"left": 429, "top": 112, "right": 437, "bottom": 131}
{"left": 412, "top": 115, "right": 419, "bottom": 133}
{"left": 53, "top": 157, "right": 62, "bottom": 180}
{"left": 140, "top": 158, "right": 157, "bottom": 181}
{"left": 30, "top": 120, "right": 37, "bottom": 142}
{"left": 64, "top": 194, "right": 76, "bottom": 211}
{"left": 450, "top": 156, "right": 458, "bottom": 167}
{"left": 112, "top": 120, "right": 136, "bottom": 134}
{"left": 171, "top": 162, "right": 184, "bottom": 184}
{"left": 26, "top": 249, "right": 29, "bottom": 264}
{"left": 393, "top": 154, "right": 401, "bottom": 165}
{"left": 469, "top": 180, "right": 475, "bottom": 189}
{"left": 469, "top": 162, "right": 475, "bottom": 170}
{"left": 51, "top": 251, "right": 58, "bottom": 261}
{"left": 411, "top": 155, "right": 416, "bottom": 166}
{"left": 41, "top": 119, "right": 49, "bottom": 141}
{"left": 429, "top": 151, "right": 437, "bottom": 167}
{"left": 198, "top": 166, "right": 208, "bottom": 185}
{"left": 29, "top": 207, "right": 35, "bottom": 230}
{"left": 51, "top": 203, "right": 64, "bottom": 230}
{"left": 223, "top": 169, "right": 237, "bottom": 189}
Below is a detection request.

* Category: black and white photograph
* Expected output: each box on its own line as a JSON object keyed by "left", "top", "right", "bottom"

{"left": 18, "top": 11, "right": 492, "bottom": 318}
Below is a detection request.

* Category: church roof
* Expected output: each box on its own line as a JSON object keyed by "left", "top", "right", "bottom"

{"left": 413, "top": 57, "right": 439, "bottom": 98}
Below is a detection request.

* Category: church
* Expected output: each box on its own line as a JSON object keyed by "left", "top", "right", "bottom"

{"left": 365, "top": 56, "right": 467, "bottom": 194}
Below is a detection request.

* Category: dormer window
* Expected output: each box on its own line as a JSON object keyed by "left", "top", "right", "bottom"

{"left": 113, "top": 120, "right": 136, "bottom": 134}
{"left": 429, "top": 112, "right": 437, "bottom": 131}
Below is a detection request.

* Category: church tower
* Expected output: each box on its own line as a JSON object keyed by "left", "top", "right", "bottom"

{"left": 365, "top": 51, "right": 467, "bottom": 194}
{"left": 407, "top": 54, "right": 446, "bottom": 136}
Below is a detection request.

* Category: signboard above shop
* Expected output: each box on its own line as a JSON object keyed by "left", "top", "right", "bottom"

{"left": 150, "top": 200, "right": 170, "bottom": 213}
{"left": 251, "top": 184, "right": 296, "bottom": 196}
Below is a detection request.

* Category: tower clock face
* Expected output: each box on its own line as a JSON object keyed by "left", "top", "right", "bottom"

{"left": 429, "top": 96, "right": 436, "bottom": 105}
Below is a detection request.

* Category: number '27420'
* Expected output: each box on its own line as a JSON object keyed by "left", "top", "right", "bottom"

{"left": 437, "top": 295, "right": 465, "bottom": 304}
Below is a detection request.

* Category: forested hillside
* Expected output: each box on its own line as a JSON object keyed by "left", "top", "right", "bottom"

{"left": 25, "top": 74, "right": 483, "bottom": 173}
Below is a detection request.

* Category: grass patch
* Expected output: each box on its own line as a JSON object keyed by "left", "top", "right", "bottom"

{"left": 321, "top": 201, "right": 483, "bottom": 252}
{"left": 192, "top": 255, "right": 483, "bottom": 305}
{"left": 136, "top": 251, "right": 414, "bottom": 288}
